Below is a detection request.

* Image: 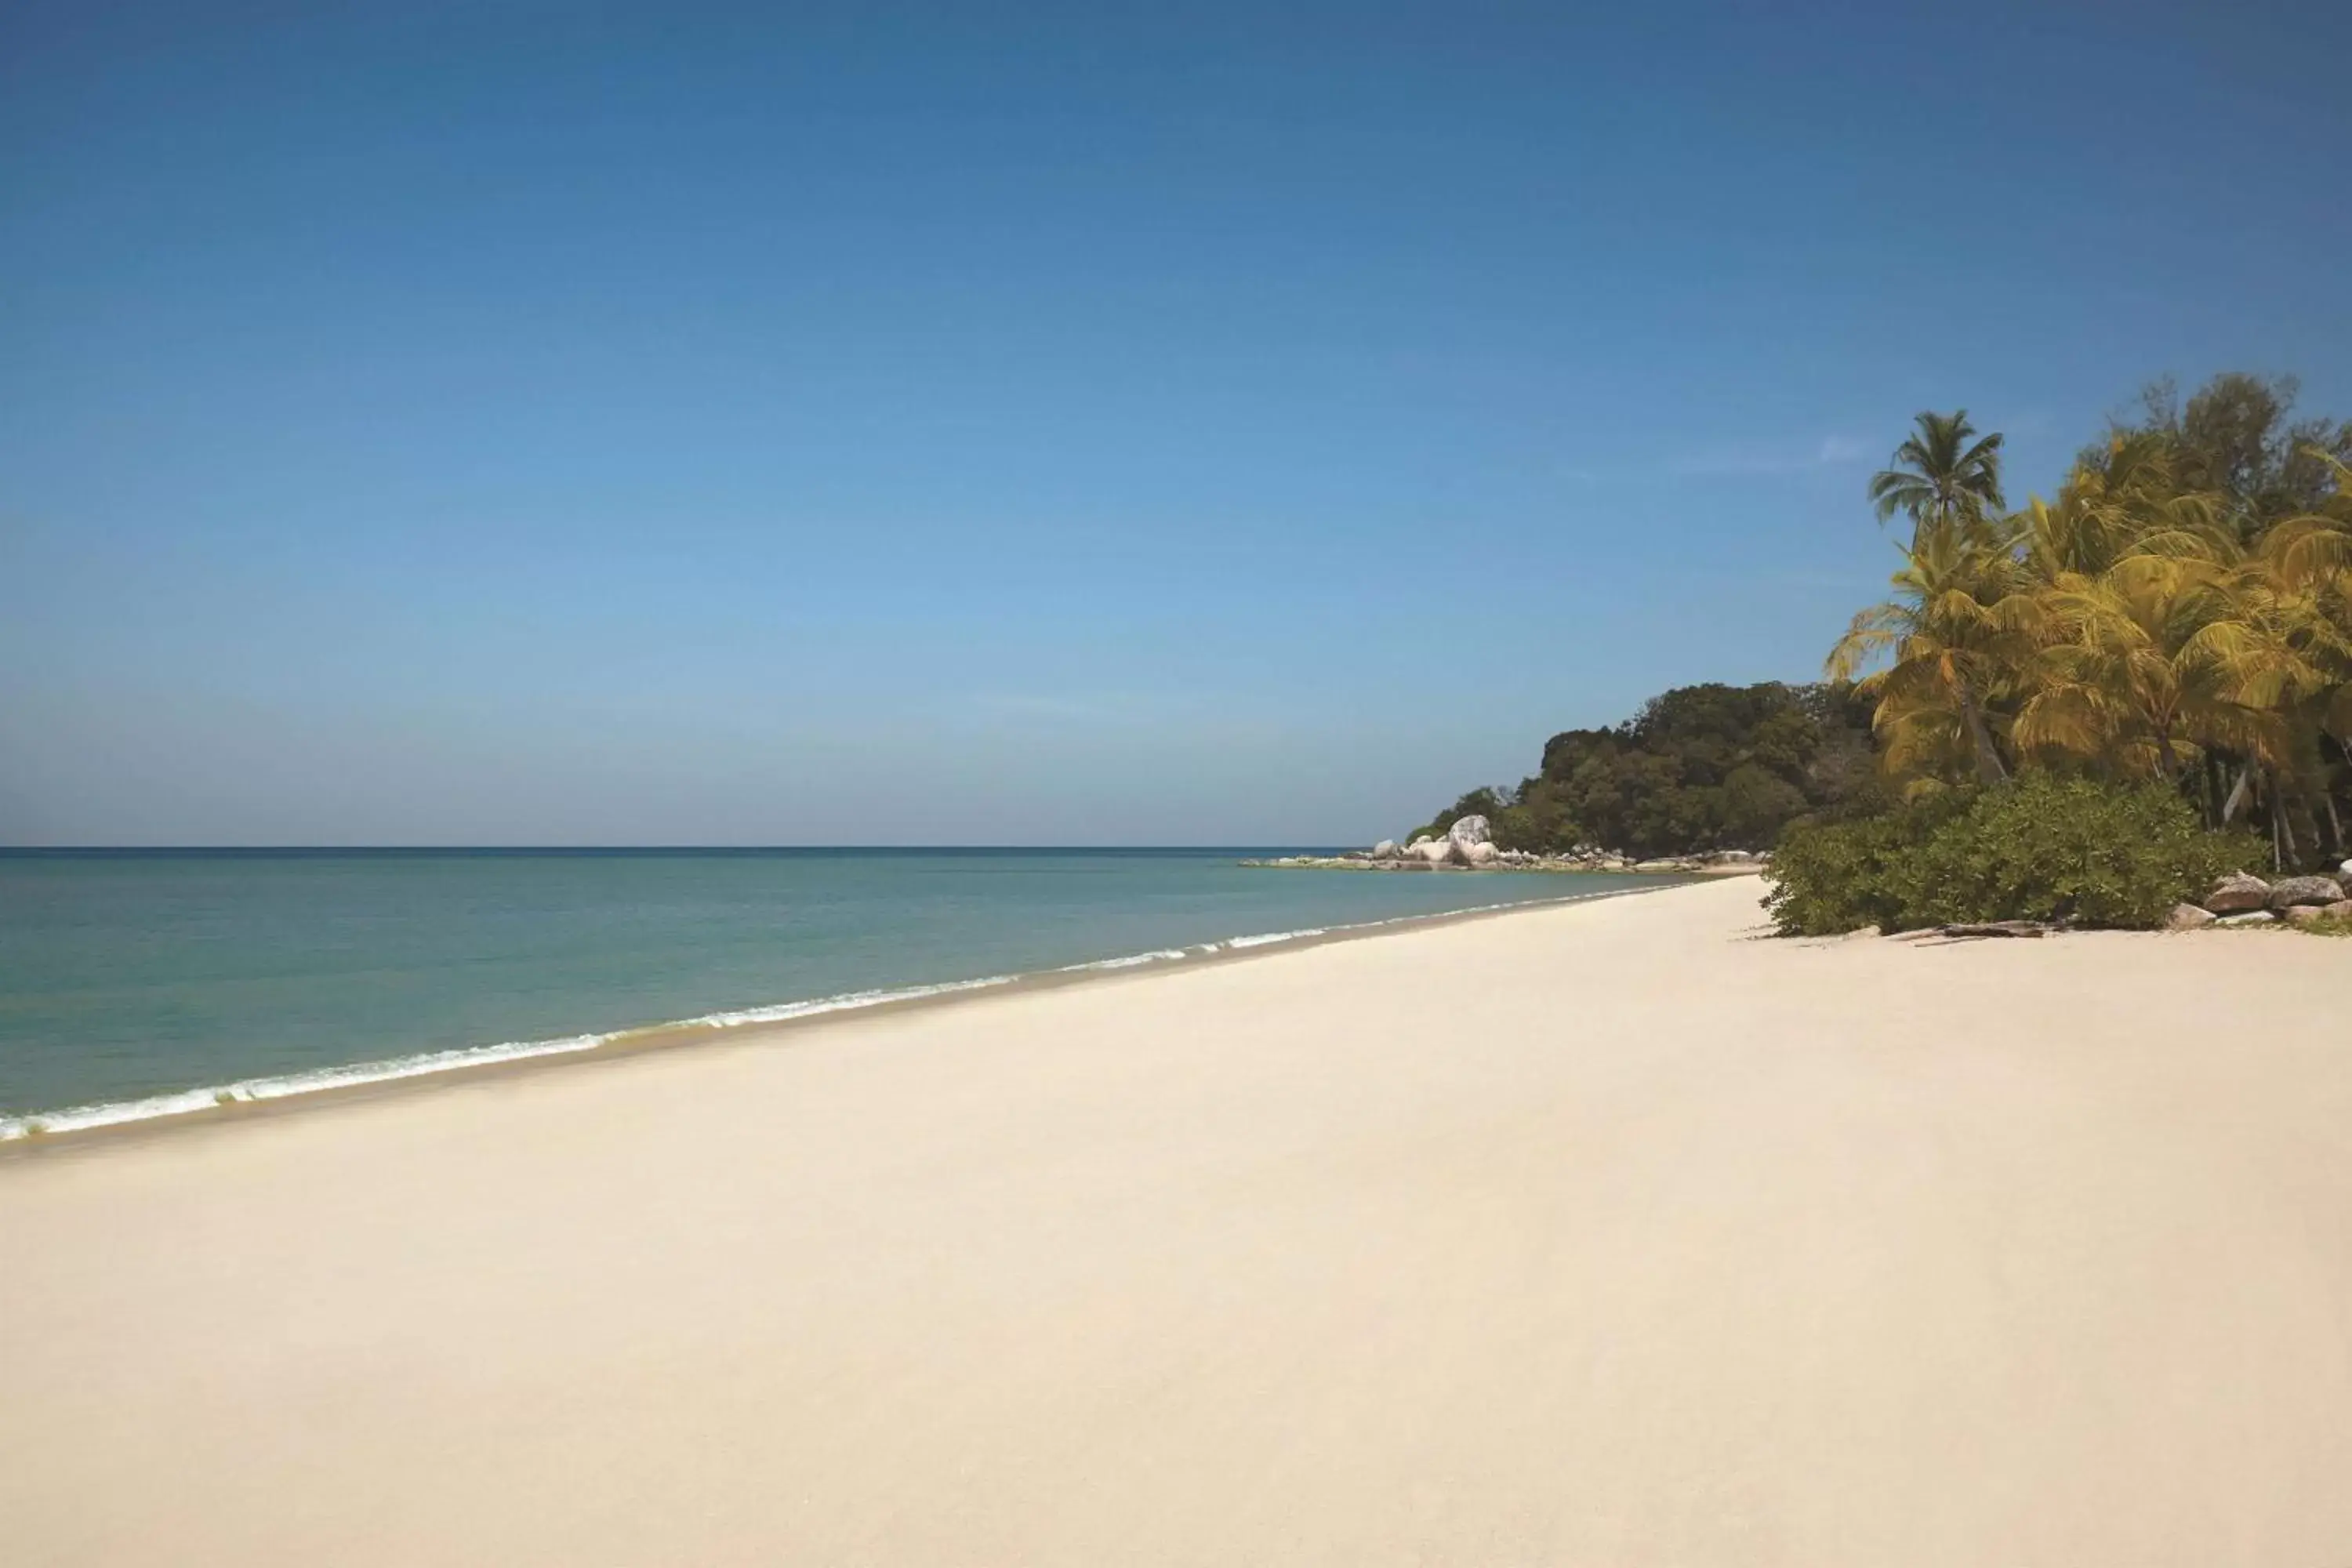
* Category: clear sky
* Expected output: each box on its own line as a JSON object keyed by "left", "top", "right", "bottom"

{"left": 4, "top": 0, "right": 2348, "bottom": 845}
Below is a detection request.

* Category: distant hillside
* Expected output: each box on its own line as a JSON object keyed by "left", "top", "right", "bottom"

{"left": 1411, "top": 682, "right": 1878, "bottom": 860}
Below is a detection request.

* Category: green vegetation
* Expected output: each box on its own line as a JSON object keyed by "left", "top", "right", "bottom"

{"left": 1778, "top": 370, "right": 2351, "bottom": 931}
{"left": 1410, "top": 681, "right": 1878, "bottom": 859}
{"left": 1834, "top": 375, "right": 2352, "bottom": 843}
{"left": 1408, "top": 370, "right": 2351, "bottom": 931}
{"left": 1764, "top": 775, "right": 2259, "bottom": 935}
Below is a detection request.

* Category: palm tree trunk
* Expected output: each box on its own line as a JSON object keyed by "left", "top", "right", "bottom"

{"left": 1958, "top": 685, "right": 2007, "bottom": 785}
{"left": 2222, "top": 764, "right": 2253, "bottom": 825}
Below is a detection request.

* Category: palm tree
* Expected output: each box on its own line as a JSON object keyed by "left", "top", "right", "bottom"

{"left": 2022, "top": 431, "right": 2199, "bottom": 579}
{"left": 1997, "top": 445, "right": 2336, "bottom": 841}
{"left": 1829, "top": 512, "right": 2026, "bottom": 785}
{"left": 1868, "top": 411, "right": 2008, "bottom": 540}
{"left": 2013, "top": 539, "right": 2280, "bottom": 783}
{"left": 2256, "top": 456, "right": 2352, "bottom": 750}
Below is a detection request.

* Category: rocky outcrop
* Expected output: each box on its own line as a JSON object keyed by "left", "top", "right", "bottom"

{"left": 2267, "top": 875, "right": 2343, "bottom": 909}
{"left": 1249, "top": 832, "right": 1763, "bottom": 876}
{"left": 1446, "top": 815, "right": 1492, "bottom": 851}
{"left": 2203, "top": 873, "right": 2272, "bottom": 914}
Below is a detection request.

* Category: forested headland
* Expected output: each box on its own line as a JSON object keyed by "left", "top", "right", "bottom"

{"left": 1409, "top": 681, "right": 1878, "bottom": 861}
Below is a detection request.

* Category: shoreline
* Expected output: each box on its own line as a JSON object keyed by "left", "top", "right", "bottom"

{"left": 1, "top": 877, "right": 1704, "bottom": 1158}
{"left": 1239, "top": 856, "right": 1766, "bottom": 874}
{"left": 9, "top": 873, "right": 2349, "bottom": 1563}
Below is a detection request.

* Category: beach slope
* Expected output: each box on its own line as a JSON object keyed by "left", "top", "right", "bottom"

{"left": 5, "top": 878, "right": 2350, "bottom": 1565}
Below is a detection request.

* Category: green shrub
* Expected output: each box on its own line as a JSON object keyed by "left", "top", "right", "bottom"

{"left": 1763, "top": 775, "right": 2261, "bottom": 935}
{"left": 1759, "top": 789, "right": 1960, "bottom": 935}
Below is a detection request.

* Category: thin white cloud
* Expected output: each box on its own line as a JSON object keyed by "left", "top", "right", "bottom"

{"left": 1671, "top": 434, "right": 1871, "bottom": 477}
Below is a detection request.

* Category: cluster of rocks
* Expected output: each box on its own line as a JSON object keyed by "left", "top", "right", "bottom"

{"left": 2165, "top": 865, "right": 2352, "bottom": 929}
{"left": 1244, "top": 816, "right": 1766, "bottom": 875}
{"left": 1374, "top": 815, "right": 1519, "bottom": 869}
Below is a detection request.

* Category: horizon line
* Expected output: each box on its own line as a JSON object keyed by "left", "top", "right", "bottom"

{"left": 0, "top": 844, "right": 1356, "bottom": 854}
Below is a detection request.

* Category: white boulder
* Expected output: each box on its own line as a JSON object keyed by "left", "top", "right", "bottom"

{"left": 1464, "top": 840, "right": 1500, "bottom": 866}
{"left": 1447, "top": 815, "right": 1493, "bottom": 851}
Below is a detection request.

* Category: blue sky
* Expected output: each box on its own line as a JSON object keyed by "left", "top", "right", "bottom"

{"left": 4, "top": 0, "right": 2348, "bottom": 844}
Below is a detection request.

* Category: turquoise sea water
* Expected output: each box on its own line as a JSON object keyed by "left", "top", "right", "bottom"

{"left": 0, "top": 849, "right": 1672, "bottom": 1134}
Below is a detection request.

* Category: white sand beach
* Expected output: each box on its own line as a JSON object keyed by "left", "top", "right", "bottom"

{"left": 4, "top": 877, "right": 2350, "bottom": 1566}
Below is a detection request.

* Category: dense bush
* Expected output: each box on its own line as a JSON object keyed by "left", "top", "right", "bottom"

{"left": 1763, "top": 774, "right": 2262, "bottom": 935}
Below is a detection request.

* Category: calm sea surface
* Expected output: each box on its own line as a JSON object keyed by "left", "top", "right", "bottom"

{"left": 0, "top": 849, "right": 1670, "bottom": 1132}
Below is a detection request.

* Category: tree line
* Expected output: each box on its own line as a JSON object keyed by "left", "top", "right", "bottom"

{"left": 1410, "top": 681, "right": 1877, "bottom": 860}
{"left": 1836, "top": 372, "right": 2352, "bottom": 869}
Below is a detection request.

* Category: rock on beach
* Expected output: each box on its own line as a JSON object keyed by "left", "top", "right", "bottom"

{"left": 2203, "top": 873, "right": 2273, "bottom": 914}
{"left": 2268, "top": 876, "right": 2343, "bottom": 910}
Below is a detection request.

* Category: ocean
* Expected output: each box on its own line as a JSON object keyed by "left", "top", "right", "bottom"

{"left": 0, "top": 848, "right": 1674, "bottom": 1137}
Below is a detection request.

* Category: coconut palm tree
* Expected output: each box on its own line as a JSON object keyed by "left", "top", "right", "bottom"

{"left": 2022, "top": 431, "right": 2208, "bottom": 579}
{"left": 1868, "top": 411, "right": 2008, "bottom": 541}
{"left": 2012, "top": 536, "right": 2282, "bottom": 783}
{"left": 2255, "top": 456, "right": 2352, "bottom": 739}
{"left": 1829, "top": 512, "right": 2026, "bottom": 786}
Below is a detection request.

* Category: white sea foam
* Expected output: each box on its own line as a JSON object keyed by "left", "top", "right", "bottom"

{"left": 0, "top": 1032, "right": 608, "bottom": 1141}
{"left": 1218, "top": 927, "right": 1330, "bottom": 949}
{"left": 1059, "top": 949, "right": 1189, "bottom": 972}
{"left": 680, "top": 975, "right": 1016, "bottom": 1030}
{"left": 1, "top": 881, "right": 1662, "bottom": 1142}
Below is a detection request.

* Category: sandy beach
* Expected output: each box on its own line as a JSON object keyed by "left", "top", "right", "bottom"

{"left": 4, "top": 876, "right": 2349, "bottom": 1565}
